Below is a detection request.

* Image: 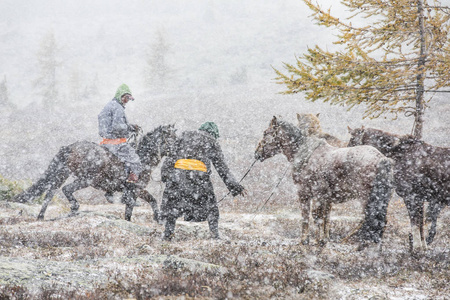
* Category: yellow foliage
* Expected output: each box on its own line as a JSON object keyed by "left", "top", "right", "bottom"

{"left": 275, "top": 0, "right": 450, "bottom": 128}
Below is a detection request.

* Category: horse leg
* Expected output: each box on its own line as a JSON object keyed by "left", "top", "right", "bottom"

{"left": 37, "top": 189, "right": 56, "bottom": 220}
{"left": 163, "top": 216, "right": 177, "bottom": 241}
{"left": 300, "top": 193, "right": 311, "bottom": 245}
{"left": 405, "top": 195, "right": 426, "bottom": 251}
{"left": 122, "top": 182, "right": 137, "bottom": 221}
{"left": 357, "top": 159, "right": 392, "bottom": 246}
{"left": 323, "top": 202, "right": 332, "bottom": 244}
{"left": 62, "top": 180, "right": 89, "bottom": 215}
{"left": 138, "top": 190, "right": 160, "bottom": 222}
{"left": 312, "top": 199, "right": 325, "bottom": 245}
{"left": 426, "top": 199, "right": 444, "bottom": 245}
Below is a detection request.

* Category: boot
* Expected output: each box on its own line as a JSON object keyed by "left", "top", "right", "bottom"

{"left": 127, "top": 172, "right": 139, "bottom": 183}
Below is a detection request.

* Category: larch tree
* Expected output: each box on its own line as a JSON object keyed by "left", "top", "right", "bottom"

{"left": 275, "top": 0, "right": 450, "bottom": 139}
{"left": 34, "top": 31, "right": 60, "bottom": 108}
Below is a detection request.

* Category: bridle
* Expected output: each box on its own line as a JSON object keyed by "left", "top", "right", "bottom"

{"left": 256, "top": 124, "right": 282, "bottom": 160}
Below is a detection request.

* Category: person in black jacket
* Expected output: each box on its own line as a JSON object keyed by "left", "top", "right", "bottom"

{"left": 160, "top": 121, "right": 245, "bottom": 240}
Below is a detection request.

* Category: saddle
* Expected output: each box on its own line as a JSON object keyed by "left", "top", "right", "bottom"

{"left": 98, "top": 144, "right": 128, "bottom": 181}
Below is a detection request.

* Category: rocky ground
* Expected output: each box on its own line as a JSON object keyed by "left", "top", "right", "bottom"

{"left": 0, "top": 190, "right": 448, "bottom": 299}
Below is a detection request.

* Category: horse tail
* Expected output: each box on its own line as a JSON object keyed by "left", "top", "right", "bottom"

{"left": 13, "top": 146, "right": 71, "bottom": 203}
{"left": 358, "top": 158, "right": 394, "bottom": 243}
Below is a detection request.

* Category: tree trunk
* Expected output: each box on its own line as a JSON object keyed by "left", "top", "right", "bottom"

{"left": 414, "top": 0, "right": 426, "bottom": 139}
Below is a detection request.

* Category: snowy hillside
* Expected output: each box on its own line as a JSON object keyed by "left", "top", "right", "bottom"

{"left": 0, "top": 1, "right": 449, "bottom": 298}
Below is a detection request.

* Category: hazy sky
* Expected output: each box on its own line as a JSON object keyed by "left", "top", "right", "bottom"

{"left": 0, "top": 0, "right": 345, "bottom": 107}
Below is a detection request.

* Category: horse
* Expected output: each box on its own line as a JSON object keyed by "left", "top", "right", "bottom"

{"left": 13, "top": 125, "right": 177, "bottom": 221}
{"left": 255, "top": 116, "right": 394, "bottom": 248}
{"left": 348, "top": 126, "right": 450, "bottom": 251}
{"left": 296, "top": 113, "right": 347, "bottom": 147}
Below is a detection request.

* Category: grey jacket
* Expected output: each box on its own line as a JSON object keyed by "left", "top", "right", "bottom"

{"left": 98, "top": 98, "right": 134, "bottom": 139}
{"left": 98, "top": 98, "right": 142, "bottom": 175}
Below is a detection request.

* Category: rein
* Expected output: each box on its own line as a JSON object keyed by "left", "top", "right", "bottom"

{"left": 250, "top": 165, "right": 290, "bottom": 220}
{"left": 217, "top": 159, "right": 258, "bottom": 204}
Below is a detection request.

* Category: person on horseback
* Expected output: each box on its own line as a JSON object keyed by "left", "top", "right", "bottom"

{"left": 98, "top": 83, "right": 142, "bottom": 184}
{"left": 160, "top": 121, "right": 246, "bottom": 241}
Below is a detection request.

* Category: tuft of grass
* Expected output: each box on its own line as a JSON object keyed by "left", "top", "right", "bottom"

{"left": 0, "top": 174, "right": 30, "bottom": 202}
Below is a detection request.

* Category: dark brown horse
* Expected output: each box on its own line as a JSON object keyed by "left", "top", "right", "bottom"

{"left": 348, "top": 126, "right": 450, "bottom": 250}
{"left": 255, "top": 117, "right": 394, "bottom": 247}
{"left": 13, "top": 125, "right": 177, "bottom": 221}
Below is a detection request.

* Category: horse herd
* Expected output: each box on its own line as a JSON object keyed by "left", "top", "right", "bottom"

{"left": 13, "top": 115, "right": 449, "bottom": 252}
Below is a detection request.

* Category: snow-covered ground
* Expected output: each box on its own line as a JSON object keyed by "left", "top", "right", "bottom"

{"left": 0, "top": 196, "right": 448, "bottom": 298}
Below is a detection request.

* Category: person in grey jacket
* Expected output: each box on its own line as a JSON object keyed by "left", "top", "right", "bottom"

{"left": 98, "top": 83, "right": 142, "bottom": 183}
{"left": 160, "top": 121, "right": 245, "bottom": 240}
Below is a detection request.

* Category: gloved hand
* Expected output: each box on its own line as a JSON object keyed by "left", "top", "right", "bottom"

{"left": 230, "top": 183, "right": 246, "bottom": 197}
{"left": 131, "top": 124, "right": 142, "bottom": 133}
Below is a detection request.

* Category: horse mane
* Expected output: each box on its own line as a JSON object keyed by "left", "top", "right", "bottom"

{"left": 277, "top": 119, "right": 305, "bottom": 150}
{"left": 137, "top": 125, "right": 174, "bottom": 164}
{"left": 277, "top": 118, "right": 326, "bottom": 167}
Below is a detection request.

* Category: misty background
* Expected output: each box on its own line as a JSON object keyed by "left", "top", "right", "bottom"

{"left": 1, "top": 0, "right": 449, "bottom": 208}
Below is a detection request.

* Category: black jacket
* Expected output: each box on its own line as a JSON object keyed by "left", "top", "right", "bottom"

{"left": 161, "top": 130, "right": 244, "bottom": 197}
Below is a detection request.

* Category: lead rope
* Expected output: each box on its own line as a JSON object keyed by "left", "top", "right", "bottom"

{"left": 251, "top": 165, "right": 290, "bottom": 221}
{"left": 217, "top": 159, "right": 258, "bottom": 204}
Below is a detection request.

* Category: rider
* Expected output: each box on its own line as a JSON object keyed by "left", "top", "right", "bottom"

{"left": 160, "top": 121, "right": 246, "bottom": 240}
{"left": 98, "top": 83, "right": 142, "bottom": 184}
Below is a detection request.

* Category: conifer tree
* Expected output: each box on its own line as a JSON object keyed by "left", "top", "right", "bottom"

{"left": 68, "top": 68, "right": 82, "bottom": 103}
{"left": 144, "top": 29, "right": 172, "bottom": 90}
{"left": 34, "top": 32, "right": 60, "bottom": 108}
{"left": 0, "top": 75, "right": 10, "bottom": 107}
{"left": 275, "top": 0, "right": 450, "bottom": 139}
{"left": 82, "top": 73, "right": 100, "bottom": 101}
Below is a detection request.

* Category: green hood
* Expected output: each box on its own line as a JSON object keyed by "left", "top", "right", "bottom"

{"left": 199, "top": 122, "right": 219, "bottom": 139}
{"left": 114, "top": 84, "right": 132, "bottom": 103}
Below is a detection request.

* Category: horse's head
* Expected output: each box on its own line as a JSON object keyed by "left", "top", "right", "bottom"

{"left": 255, "top": 116, "right": 303, "bottom": 162}
{"left": 297, "top": 113, "right": 322, "bottom": 136}
{"left": 137, "top": 124, "right": 177, "bottom": 166}
{"left": 255, "top": 116, "right": 282, "bottom": 161}
{"left": 347, "top": 126, "right": 366, "bottom": 147}
{"left": 348, "top": 126, "right": 400, "bottom": 155}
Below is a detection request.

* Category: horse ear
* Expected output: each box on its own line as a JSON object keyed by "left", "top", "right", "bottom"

{"left": 271, "top": 116, "right": 278, "bottom": 127}
{"left": 316, "top": 113, "right": 320, "bottom": 118}
{"left": 347, "top": 126, "right": 353, "bottom": 133}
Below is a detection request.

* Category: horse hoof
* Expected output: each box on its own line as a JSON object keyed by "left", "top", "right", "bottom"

{"left": 163, "top": 235, "right": 173, "bottom": 242}
{"left": 318, "top": 239, "right": 328, "bottom": 247}
{"left": 68, "top": 211, "right": 79, "bottom": 217}
{"left": 356, "top": 242, "right": 369, "bottom": 251}
{"left": 301, "top": 239, "right": 309, "bottom": 246}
